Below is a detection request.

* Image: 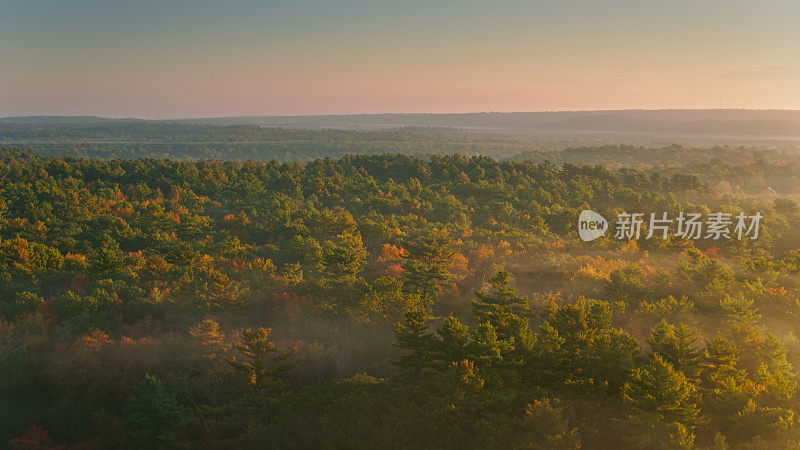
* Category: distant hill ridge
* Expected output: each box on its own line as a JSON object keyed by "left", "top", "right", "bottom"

{"left": 5, "top": 110, "right": 800, "bottom": 139}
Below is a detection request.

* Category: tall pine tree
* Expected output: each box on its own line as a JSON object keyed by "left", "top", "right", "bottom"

{"left": 647, "top": 320, "right": 701, "bottom": 379}
{"left": 227, "top": 327, "right": 298, "bottom": 393}
{"left": 126, "top": 374, "right": 191, "bottom": 449}
{"left": 623, "top": 354, "right": 701, "bottom": 427}
{"left": 400, "top": 231, "right": 456, "bottom": 306}
{"left": 392, "top": 310, "right": 434, "bottom": 382}
{"left": 472, "top": 270, "right": 532, "bottom": 357}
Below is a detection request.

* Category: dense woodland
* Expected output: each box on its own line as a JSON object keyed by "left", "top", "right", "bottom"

{"left": 0, "top": 122, "right": 535, "bottom": 161}
{"left": 4, "top": 144, "right": 800, "bottom": 448}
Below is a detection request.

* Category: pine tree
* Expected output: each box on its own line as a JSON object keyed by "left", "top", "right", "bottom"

{"left": 467, "top": 322, "right": 509, "bottom": 368}
{"left": 647, "top": 320, "right": 701, "bottom": 379}
{"left": 623, "top": 354, "right": 701, "bottom": 427}
{"left": 391, "top": 310, "right": 434, "bottom": 382}
{"left": 523, "top": 322, "right": 567, "bottom": 387}
{"left": 548, "top": 298, "right": 612, "bottom": 352}
{"left": 92, "top": 235, "right": 123, "bottom": 273}
{"left": 189, "top": 318, "right": 225, "bottom": 360}
{"left": 126, "top": 374, "right": 191, "bottom": 449}
{"left": 472, "top": 270, "right": 532, "bottom": 355}
{"left": 701, "top": 333, "right": 743, "bottom": 387}
{"left": 400, "top": 259, "right": 444, "bottom": 301}
{"left": 513, "top": 398, "right": 581, "bottom": 449}
{"left": 579, "top": 329, "right": 640, "bottom": 393}
{"left": 321, "top": 232, "right": 368, "bottom": 280}
{"left": 400, "top": 232, "right": 455, "bottom": 303}
{"left": 729, "top": 323, "right": 793, "bottom": 376}
{"left": 435, "top": 359, "right": 485, "bottom": 401}
{"left": 227, "top": 327, "right": 298, "bottom": 393}
{"left": 431, "top": 315, "right": 469, "bottom": 369}
{"left": 473, "top": 271, "right": 526, "bottom": 324}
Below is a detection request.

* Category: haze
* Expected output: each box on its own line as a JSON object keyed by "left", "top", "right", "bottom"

{"left": 1, "top": 0, "right": 799, "bottom": 118}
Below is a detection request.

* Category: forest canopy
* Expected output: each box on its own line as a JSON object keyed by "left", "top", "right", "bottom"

{"left": 2, "top": 145, "right": 800, "bottom": 448}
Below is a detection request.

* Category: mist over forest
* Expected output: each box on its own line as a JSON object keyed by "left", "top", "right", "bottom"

{"left": 3, "top": 115, "right": 800, "bottom": 448}
{"left": 5, "top": 110, "right": 800, "bottom": 162}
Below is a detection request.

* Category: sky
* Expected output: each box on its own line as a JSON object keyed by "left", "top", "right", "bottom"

{"left": 1, "top": 0, "right": 799, "bottom": 118}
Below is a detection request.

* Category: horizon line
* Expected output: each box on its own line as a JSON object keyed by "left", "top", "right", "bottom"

{"left": 4, "top": 107, "right": 800, "bottom": 122}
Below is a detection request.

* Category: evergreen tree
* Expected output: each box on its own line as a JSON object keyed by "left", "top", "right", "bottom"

{"left": 472, "top": 270, "right": 532, "bottom": 356}
{"left": 400, "top": 231, "right": 455, "bottom": 304}
{"left": 513, "top": 398, "right": 580, "bottom": 449}
{"left": 730, "top": 323, "right": 793, "bottom": 377}
{"left": 321, "top": 232, "right": 368, "bottom": 280}
{"left": 391, "top": 310, "right": 434, "bottom": 382}
{"left": 523, "top": 322, "right": 567, "bottom": 387}
{"left": 467, "top": 322, "right": 510, "bottom": 371}
{"left": 647, "top": 320, "right": 701, "bottom": 379}
{"left": 579, "top": 329, "right": 640, "bottom": 393}
{"left": 623, "top": 355, "right": 701, "bottom": 427}
{"left": 700, "top": 333, "right": 744, "bottom": 387}
{"left": 91, "top": 235, "right": 123, "bottom": 273}
{"left": 227, "top": 327, "right": 298, "bottom": 393}
{"left": 189, "top": 318, "right": 225, "bottom": 360}
{"left": 548, "top": 298, "right": 613, "bottom": 352}
{"left": 431, "top": 315, "right": 470, "bottom": 369}
{"left": 126, "top": 374, "right": 191, "bottom": 449}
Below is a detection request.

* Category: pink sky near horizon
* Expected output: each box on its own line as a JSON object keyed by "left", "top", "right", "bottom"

{"left": 2, "top": 0, "right": 799, "bottom": 119}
